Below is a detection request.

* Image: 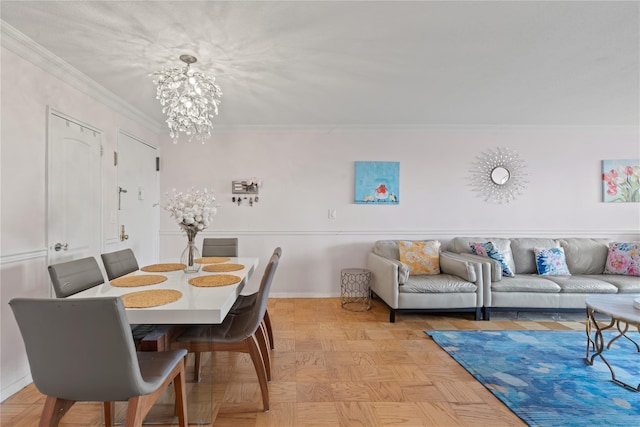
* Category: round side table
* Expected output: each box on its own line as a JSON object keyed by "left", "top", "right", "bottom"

{"left": 340, "top": 268, "right": 372, "bottom": 311}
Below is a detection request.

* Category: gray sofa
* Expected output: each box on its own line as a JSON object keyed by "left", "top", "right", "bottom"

{"left": 447, "top": 237, "right": 640, "bottom": 319}
{"left": 366, "top": 240, "right": 484, "bottom": 322}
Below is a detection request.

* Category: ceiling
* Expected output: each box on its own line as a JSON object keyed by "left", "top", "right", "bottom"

{"left": 1, "top": 1, "right": 638, "bottom": 130}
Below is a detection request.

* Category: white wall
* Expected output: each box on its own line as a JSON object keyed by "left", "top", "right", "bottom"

{"left": 0, "top": 47, "right": 159, "bottom": 400}
{"left": 158, "top": 127, "right": 640, "bottom": 298}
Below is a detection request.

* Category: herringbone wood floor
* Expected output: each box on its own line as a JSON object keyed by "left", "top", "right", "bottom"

{"left": 1, "top": 297, "right": 586, "bottom": 426}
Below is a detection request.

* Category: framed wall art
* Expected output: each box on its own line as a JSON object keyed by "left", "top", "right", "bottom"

{"left": 354, "top": 161, "right": 399, "bottom": 204}
{"left": 602, "top": 159, "right": 639, "bottom": 203}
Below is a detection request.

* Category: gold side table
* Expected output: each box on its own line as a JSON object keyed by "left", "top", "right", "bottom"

{"left": 340, "top": 268, "right": 372, "bottom": 311}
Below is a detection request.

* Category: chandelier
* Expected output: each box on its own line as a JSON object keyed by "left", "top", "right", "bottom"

{"left": 151, "top": 55, "right": 222, "bottom": 143}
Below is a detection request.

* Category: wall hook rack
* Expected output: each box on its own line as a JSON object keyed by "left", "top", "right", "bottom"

{"left": 232, "top": 179, "right": 261, "bottom": 206}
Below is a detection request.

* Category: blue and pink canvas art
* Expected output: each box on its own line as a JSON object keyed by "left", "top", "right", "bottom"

{"left": 602, "top": 159, "right": 640, "bottom": 203}
{"left": 354, "top": 161, "right": 399, "bottom": 204}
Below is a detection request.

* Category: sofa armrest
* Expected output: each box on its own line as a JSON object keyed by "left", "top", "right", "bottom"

{"left": 366, "top": 252, "right": 400, "bottom": 308}
{"left": 450, "top": 252, "right": 502, "bottom": 282}
{"left": 439, "top": 252, "right": 477, "bottom": 283}
{"left": 440, "top": 251, "right": 484, "bottom": 307}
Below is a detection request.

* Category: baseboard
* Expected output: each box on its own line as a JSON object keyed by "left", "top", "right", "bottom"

{"left": 269, "top": 292, "right": 340, "bottom": 298}
{"left": 0, "top": 374, "right": 32, "bottom": 403}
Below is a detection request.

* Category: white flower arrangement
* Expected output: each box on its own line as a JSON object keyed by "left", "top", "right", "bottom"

{"left": 164, "top": 187, "right": 217, "bottom": 237}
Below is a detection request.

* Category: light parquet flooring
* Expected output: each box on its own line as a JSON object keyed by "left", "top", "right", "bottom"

{"left": 1, "top": 297, "right": 587, "bottom": 426}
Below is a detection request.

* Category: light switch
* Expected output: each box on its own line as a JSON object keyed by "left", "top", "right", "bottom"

{"left": 138, "top": 186, "right": 144, "bottom": 200}
{"left": 329, "top": 209, "right": 337, "bottom": 219}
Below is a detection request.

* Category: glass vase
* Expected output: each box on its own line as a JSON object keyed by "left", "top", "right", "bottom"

{"left": 180, "top": 230, "right": 201, "bottom": 273}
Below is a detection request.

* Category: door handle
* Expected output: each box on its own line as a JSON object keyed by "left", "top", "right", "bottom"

{"left": 120, "top": 225, "right": 129, "bottom": 241}
{"left": 54, "top": 243, "right": 68, "bottom": 251}
{"left": 118, "top": 186, "right": 128, "bottom": 210}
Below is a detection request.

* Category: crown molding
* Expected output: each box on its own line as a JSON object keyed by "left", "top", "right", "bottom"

{"left": 206, "top": 123, "right": 640, "bottom": 134}
{"left": 1, "top": 20, "right": 163, "bottom": 133}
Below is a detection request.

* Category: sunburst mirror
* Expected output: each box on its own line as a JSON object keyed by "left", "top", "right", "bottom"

{"left": 469, "top": 147, "right": 528, "bottom": 204}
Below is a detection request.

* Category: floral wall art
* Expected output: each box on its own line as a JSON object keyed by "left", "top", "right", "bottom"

{"left": 354, "top": 161, "right": 399, "bottom": 204}
{"left": 602, "top": 159, "right": 640, "bottom": 203}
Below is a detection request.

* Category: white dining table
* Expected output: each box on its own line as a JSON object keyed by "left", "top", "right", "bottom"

{"left": 68, "top": 257, "right": 259, "bottom": 325}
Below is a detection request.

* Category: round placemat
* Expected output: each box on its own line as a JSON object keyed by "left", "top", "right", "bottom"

{"left": 203, "top": 263, "right": 245, "bottom": 272}
{"left": 110, "top": 274, "right": 168, "bottom": 288}
{"left": 188, "top": 274, "right": 242, "bottom": 287}
{"left": 141, "top": 263, "right": 186, "bottom": 272}
{"left": 121, "top": 289, "right": 182, "bottom": 308}
{"left": 195, "top": 257, "right": 230, "bottom": 264}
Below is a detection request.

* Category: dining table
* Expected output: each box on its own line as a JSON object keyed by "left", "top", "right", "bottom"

{"left": 68, "top": 256, "right": 259, "bottom": 325}
{"left": 67, "top": 256, "right": 259, "bottom": 425}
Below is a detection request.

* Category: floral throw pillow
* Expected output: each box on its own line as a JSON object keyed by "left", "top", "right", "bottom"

{"left": 534, "top": 247, "right": 571, "bottom": 276}
{"left": 469, "top": 241, "right": 516, "bottom": 277}
{"left": 604, "top": 242, "right": 640, "bottom": 276}
{"left": 398, "top": 240, "right": 441, "bottom": 275}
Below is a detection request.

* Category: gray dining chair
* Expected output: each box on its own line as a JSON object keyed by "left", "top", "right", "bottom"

{"left": 192, "top": 237, "right": 240, "bottom": 375}
{"left": 101, "top": 248, "right": 139, "bottom": 281}
{"left": 9, "top": 297, "right": 188, "bottom": 427}
{"left": 172, "top": 248, "right": 281, "bottom": 411}
{"left": 100, "top": 249, "right": 159, "bottom": 344}
{"left": 201, "top": 238, "right": 239, "bottom": 257}
{"left": 47, "top": 256, "right": 105, "bottom": 298}
{"left": 228, "top": 250, "right": 281, "bottom": 350}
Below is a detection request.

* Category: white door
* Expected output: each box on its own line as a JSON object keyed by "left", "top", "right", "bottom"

{"left": 47, "top": 111, "right": 103, "bottom": 270}
{"left": 117, "top": 130, "right": 159, "bottom": 267}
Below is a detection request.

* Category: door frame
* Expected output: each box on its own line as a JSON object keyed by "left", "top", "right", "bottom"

{"left": 46, "top": 107, "right": 104, "bottom": 296}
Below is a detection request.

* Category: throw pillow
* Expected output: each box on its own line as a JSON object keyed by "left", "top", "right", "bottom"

{"left": 534, "top": 247, "right": 571, "bottom": 276}
{"left": 469, "top": 241, "right": 516, "bottom": 277}
{"left": 604, "top": 242, "right": 640, "bottom": 276}
{"left": 398, "top": 240, "right": 441, "bottom": 275}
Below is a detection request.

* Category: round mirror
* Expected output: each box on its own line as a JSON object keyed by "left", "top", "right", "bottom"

{"left": 491, "top": 166, "right": 510, "bottom": 185}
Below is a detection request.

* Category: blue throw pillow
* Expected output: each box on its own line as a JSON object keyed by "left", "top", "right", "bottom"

{"left": 534, "top": 247, "right": 571, "bottom": 276}
{"left": 469, "top": 241, "right": 516, "bottom": 277}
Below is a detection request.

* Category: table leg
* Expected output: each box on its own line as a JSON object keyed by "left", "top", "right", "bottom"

{"left": 585, "top": 308, "right": 640, "bottom": 391}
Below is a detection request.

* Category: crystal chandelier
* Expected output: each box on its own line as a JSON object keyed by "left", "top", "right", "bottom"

{"left": 151, "top": 55, "right": 222, "bottom": 143}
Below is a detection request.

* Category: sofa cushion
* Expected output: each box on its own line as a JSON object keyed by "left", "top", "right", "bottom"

{"left": 534, "top": 247, "right": 571, "bottom": 276}
{"left": 510, "top": 238, "right": 560, "bottom": 274}
{"left": 371, "top": 241, "right": 411, "bottom": 284}
{"left": 373, "top": 240, "right": 400, "bottom": 261}
{"left": 558, "top": 238, "right": 610, "bottom": 274}
{"left": 400, "top": 274, "right": 477, "bottom": 294}
{"left": 490, "top": 275, "right": 561, "bottom": 293}
{"left": 585, "top": 274, "right": 640, "bottom": 293}
{"left": 398, "top": 240, "right": 441, "bottom": 275}
{"left": 543, "top": 275, "right": 618, "bottom": 293}
{"left": 604, "top": 241, "right": 640, "bottom": 276}
{"left": 469, "top": 241, "right": 515, "bottom": 277}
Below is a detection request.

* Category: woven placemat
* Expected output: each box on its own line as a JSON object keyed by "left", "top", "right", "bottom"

{"left": 110, "top": 274, "right": 167, "bottom": 287}
{"left": 202, "top": 263, "right": 245, "bottom": 272}
{"left": 140, "top": 263, "right": 186, "bottom": 272}
{"left": 121, "top": 289, "right": 182, "bottom": 308}
{"left": 194, "top": 257, "right": 230, "bottom": 264}
{"left": 188, "top": 274, "right": 242, "bottom": 287}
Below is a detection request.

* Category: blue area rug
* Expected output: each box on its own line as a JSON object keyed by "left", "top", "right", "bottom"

{"left": 426, "top": 330, "right": 640, "bottom": 427}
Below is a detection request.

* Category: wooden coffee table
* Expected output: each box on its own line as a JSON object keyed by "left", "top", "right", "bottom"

{"left": 585, "top": 294, "right": 640, "bottom": 391}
